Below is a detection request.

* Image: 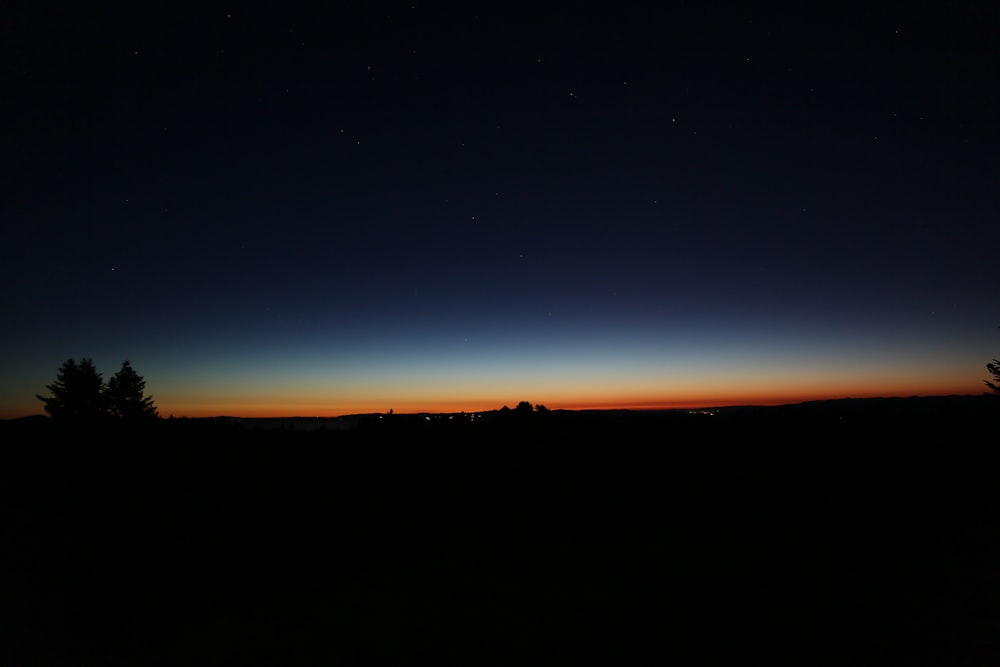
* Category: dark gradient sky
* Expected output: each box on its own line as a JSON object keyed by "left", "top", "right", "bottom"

{"left": 3, "top": 2, "right": 998, "bottom": 418}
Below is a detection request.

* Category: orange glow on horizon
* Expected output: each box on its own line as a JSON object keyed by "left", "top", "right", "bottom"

{"left": 149, "top": 382, "right": 983, "bottom": 419}
{"left": 6, "top": 374, "right": 985, "bottom": 421}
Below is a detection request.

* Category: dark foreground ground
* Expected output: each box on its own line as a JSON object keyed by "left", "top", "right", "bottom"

{"left": 2, "top": 396, "right": 999, "bottom": 665}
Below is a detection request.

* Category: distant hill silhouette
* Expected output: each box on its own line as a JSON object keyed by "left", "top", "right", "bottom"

{"left": 5, "top": 393, "right": 993, "bottom": 444}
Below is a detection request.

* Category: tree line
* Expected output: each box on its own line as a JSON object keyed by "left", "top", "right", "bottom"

{"left": 36, "top": 358, "right": 158, "bottom": 422}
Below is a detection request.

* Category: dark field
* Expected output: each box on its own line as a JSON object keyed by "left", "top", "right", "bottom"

{"left": 2, "top": 396, "right": 999, "bottom": 665}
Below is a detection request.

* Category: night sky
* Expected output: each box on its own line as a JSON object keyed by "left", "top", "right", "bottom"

{"left": 3, "top": 2, "right": 998, "bottom": 419}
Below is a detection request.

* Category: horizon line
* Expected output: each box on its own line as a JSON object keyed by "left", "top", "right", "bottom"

{"left": 5, "top": 392, "right": 989, "bottom": 422}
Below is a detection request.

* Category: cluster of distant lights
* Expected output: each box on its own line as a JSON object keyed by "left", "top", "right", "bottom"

{"left": 372, "top": 413, "right": 486, "bottom": 421}
{"left": 426, "top": 413, "right": 485, "bottom": 421}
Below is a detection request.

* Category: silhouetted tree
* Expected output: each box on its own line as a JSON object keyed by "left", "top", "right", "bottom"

{"left": 986, "top": 358, "right": 1000, "bottom": 396}
{"left": 36, "top": 357, "right": 105, "bottom": 422}
{"left": 986, "top": 326, "right": 1000, "bottom": 396}
{"left": 104, "top": 360, "right": 159, "bottom": 420}
{"left": 515, "top": 401, "right": 534, "bottom": 415}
